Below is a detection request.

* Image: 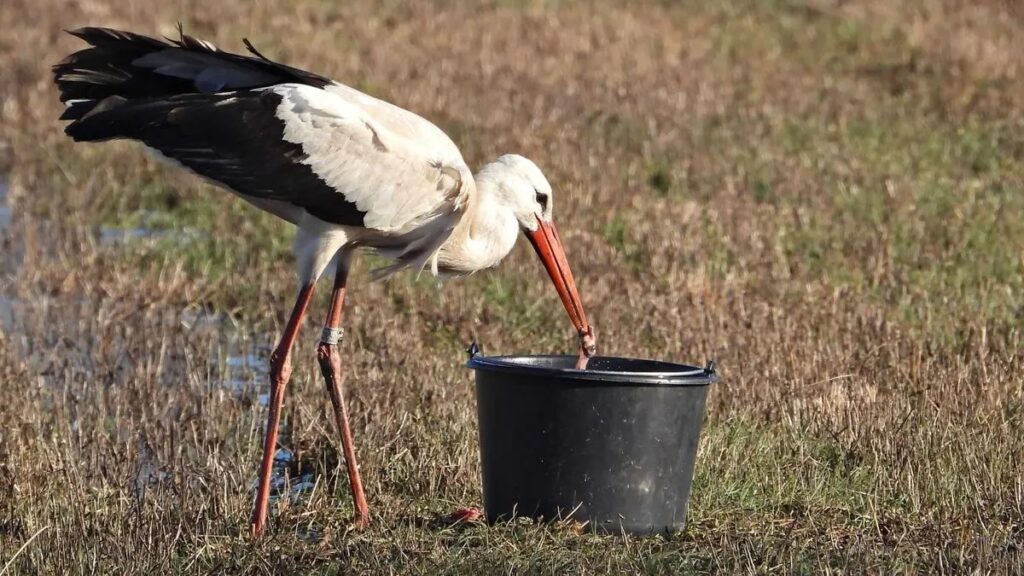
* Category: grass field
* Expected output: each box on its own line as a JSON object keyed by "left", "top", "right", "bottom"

{"left": 1, "top": 0, "right": 1023, "bottom": 573}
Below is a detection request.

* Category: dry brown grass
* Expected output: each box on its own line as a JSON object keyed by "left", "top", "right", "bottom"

{"left": 1, "top": 0, "right": 1023, "bottom": 573}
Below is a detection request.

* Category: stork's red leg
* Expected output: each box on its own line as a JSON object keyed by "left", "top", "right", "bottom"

{"left": 316, "top": 258, "right": 370, "bottom": 528}
{"left": 250, "top": 283, "right": 316, "bottom": 537}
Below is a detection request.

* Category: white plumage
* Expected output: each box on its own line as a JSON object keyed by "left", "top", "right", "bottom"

{"left": 268, "top": 82, "right": 473, "bottom": 280}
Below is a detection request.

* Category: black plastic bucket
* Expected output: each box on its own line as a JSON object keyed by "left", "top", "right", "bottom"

{"left": 467, "top": 347, "right": 717, "bottom": 535}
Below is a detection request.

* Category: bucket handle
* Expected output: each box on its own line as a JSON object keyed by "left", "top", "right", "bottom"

{"left": 703, "top": 359, "right": 717, "bottom": 376}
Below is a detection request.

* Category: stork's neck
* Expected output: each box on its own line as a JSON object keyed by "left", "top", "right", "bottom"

{"left": 436, "top": 176, "right": 519, "bottom": 275}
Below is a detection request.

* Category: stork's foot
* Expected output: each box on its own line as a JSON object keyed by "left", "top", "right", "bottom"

{"left": 353, "top": 510, "right": 371, "bottom": 529}
{"left": 249, "top": 518, "right": 266, "bottom": 538}
{"left": 443, "top": 507, "right": 483, "bottom": 525}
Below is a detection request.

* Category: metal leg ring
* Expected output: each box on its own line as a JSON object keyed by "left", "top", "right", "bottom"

{"left": 321, "top": 327, "right": 344, "bottom": 345}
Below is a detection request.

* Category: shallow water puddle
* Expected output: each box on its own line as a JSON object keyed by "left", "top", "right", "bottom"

{"left": 0, "top": 185, "right": 317, "bottom": 507}
{"left": 219, "top": 343, "right": 272, "bottom": 405}
{"left": 226, "top": 353, "right": 267, "bottom": 370}
{"left": 262, "top": 447, "right": 320, "bottom": 503}
{"left": 100, "top": 226, "right": 164, "bottom": 245}
{"left": 134, "top": 441, "right": 172, "bottom": 502}
{"left": 99, "top": 218, "right": 203, "bottom": 246}
{"left": 0, "top": 295, "right": 16, "bottom": 333}
{"left": 221, "top": 341, "right": 321, "bottom": 500}
{"left": 0, "top": 180, "right": 10, "bottom": 231}
{"left": 0, "top": 179, "right": 20, "bottom": 271}
{"left": 180, "top": 306, "right": 224, "bottom": 331}
{"left": 0, "top": 178, "right": 25, "bottom": 337}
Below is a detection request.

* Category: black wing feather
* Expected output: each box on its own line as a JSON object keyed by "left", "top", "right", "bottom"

{"left": 53, "top": 27, "right": 366, "bottom": 227}
{"left": 54, "top": 27, "right": 330, "bottom": 107}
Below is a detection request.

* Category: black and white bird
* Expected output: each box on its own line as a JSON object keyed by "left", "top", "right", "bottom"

{"left": 53, "top": 27, "right": 596, "bottom": 535}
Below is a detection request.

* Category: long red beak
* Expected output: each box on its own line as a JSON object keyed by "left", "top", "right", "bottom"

{"left": 525, "top": 217, "right": 597, "bottom": 366}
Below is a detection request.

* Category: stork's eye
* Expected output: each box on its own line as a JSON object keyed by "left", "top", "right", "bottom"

{"left": 535, "top": 190, "right": 549, "bottom": 212}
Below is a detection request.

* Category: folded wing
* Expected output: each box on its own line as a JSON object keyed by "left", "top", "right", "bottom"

{"left": 54, "top": 27, "right": 472, "bottom": 264}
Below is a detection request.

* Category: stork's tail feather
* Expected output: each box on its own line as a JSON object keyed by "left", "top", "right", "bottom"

{"left": 53, "top": 26, "right": 331, "bottom": 139}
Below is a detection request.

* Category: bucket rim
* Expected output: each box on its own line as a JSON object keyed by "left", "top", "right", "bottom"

{"left": 466, "top": 352, "right": 718, "bottom": 386}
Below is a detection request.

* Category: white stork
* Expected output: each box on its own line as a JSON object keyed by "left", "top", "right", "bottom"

{"left": 53, "top": 27, "right": 596, "bottom": 536}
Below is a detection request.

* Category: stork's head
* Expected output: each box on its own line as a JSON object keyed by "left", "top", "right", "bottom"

{"left": 479, "top": 154, "right": 596, "bottom": 360}
{"left": 481, "top": 154, "right": 554, "bottom": 228}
